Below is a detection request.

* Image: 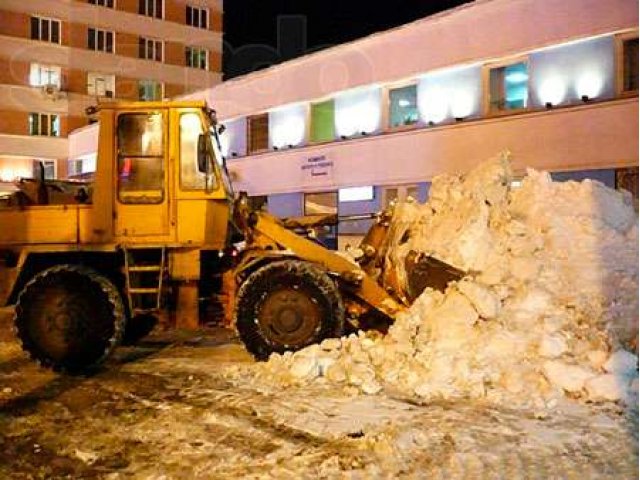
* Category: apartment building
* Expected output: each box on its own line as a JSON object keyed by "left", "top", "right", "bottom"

{"left": 0, "top": 0, "right": 222, "bottom": 186}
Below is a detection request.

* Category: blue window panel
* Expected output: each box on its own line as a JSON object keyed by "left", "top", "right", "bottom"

{"left": 551, "top": 169, "right": 615, "bottom": 189}
{"left": 504, "top": 63, "right": 528, "bottom": 109}
{"left": 267, "top": 192, "right": 303, "bottom": 218}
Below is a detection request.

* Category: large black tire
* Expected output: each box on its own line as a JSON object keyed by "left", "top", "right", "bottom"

{"left": 14, "top": 265, "right": 126, "bottom": 372}
{"left": 235, "top": 260, "right": 344, "bottom": 360}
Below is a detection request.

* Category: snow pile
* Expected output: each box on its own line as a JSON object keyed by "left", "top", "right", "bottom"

{"left": 243, "top": 154, "right": 639, "bottom": 408}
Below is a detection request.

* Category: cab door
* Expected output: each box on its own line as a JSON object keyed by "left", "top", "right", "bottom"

{"left": 172, "top": 109, "right": 229, "bottom": 248}
{"left": 114, "top": 110, "right": 172, "bottom": 240}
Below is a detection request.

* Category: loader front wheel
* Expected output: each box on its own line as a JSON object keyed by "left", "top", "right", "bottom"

{"left": 236, "top": 260, "right": 344, "bottom": 360}
{"left": 14, "top": 265, "right": 125, "bottom": 372}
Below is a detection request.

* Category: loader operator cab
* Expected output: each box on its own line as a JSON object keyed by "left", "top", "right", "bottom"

{"left": 99, "top": 101, "right": 236, "bottom": 245}
{"left": 199, "top": 107, "right": 234, "bottom": 199}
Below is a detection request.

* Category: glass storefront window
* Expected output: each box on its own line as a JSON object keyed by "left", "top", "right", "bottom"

{"left": 623, "top": 37, "right": 639, "bottom": 92}
{"left": 310, "top": 100, "right": 335, "bottom": 143}
{"left": 248, "top": 113, "right": 269, "bottom": 153}
{"left": 389, "top": 85, "right": 418, "bottom": 127}
{"left": 489, "top": 61, "right": 528, "bottom": 111}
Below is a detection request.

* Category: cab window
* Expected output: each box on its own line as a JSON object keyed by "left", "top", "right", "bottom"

{"left": 117, "top": 112, "right": 164, "bottom": 204}
{"left": 179, "top": 112, "right": 216, "bottom": 190}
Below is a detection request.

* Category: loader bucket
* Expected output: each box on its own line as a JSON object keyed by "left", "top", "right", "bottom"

{"left": 404, "top": 250, "right": 465, "bottom": 302}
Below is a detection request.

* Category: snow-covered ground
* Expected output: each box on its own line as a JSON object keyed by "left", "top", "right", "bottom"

{"left": 0, "top": 328, "right": 637, "bottom": 479}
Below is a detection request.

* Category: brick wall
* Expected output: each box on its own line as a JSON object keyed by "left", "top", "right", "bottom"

{"left": 0, "top": 58, "right": 29, "bottom": 86}
{"left": 0, "top": 10, "right": 29, "bottom": 38}
{"left": 117, "top": 32, "right": 139, "bottom": 58}
{"left": 164, "top": 82, "right": 185, "bottom": 98}
{"left": 0, "top": 110, "right": 29, "bottom": 136}
{"left": 68, "top": 22, "right": 87, "bottom": 50}
{"left": 115, "top": 76, "right": 141, "bottom": 99}
{"left": 165, "top": 0, "right": 183, "bottom": 24}
{"left": 165, "top": 41, "right": 184, "bottom": 66}
{"left": 117, "top": 0, "right": 139, "bottom": 14}
{"left": 64, "top": 69, "right": 87, "bottom": 94}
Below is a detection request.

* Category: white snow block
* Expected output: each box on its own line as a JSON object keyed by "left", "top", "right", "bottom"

{"left": 603, "top": 350, "right": 638, "bottom": 376}
{"left": 538, "top": 334, "right": 568, "bottom": 358}
{"left": 457, "top": 280, "right": 500, "bottom": 319}
{"left": 584, "top": 374, "right": 626, "bottom": 402}
{"left": 543, "top": 361, "right": 595, "bottom": 393}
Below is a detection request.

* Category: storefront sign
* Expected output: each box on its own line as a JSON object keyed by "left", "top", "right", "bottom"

{"left": 301, "top": 155, "right": 333, "bottom": 178}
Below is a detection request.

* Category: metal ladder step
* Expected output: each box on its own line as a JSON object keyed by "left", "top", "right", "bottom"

{"left": 123, "top": 247, "right": 166, "bottom": 313}
{"left": 129, "top": 288, "right": 161, "bottom": 295}
{"left": 128, "top": 265, "right": 162, "bottom": 272}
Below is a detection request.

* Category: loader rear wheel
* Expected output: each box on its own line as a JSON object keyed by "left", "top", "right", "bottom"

{"left": 14, "top": 265, "right": 125, "bottom": 373}
{"left": 236, "top": 260, "right": 344, "bottom": 360}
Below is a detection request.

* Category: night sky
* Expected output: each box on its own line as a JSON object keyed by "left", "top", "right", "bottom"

{"left": 223, "top": 0, "right": 472, "bottom": 79}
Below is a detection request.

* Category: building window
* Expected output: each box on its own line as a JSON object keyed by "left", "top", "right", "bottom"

{"left": 186, "top": 5, "right": 208, "bottom": 28}
{"left": 29, "top": 113, "right": 60, "bottom": 137}
{"left": 88, "top": 0, "right": 114, "bottom": 7}
{"left": 310, "top": 100, "right": 335, "bottom": 143}
{"left": 185, "top": 46, "right": 208, "bottom": 70}
{"left": 88, "top": 28, "right": 114, "bottom": 53}
{"left": 382, "top": 184, "right": 420, "bottom": 208}
{"left": 304, "top": 191, "right": 338, "bottom": 250}
{"left": 68, "top": 159, "right": 84, "bottom": 177}
{"left": 623, "top": 37, "right": 639, "bottom": 93}
{"left": 33, "top": 161, "right": 55, "bottom": 180}
{"left": 117, "top": 112, "right": 165, "bottom": 204}
{"left": 138, "top": 80, "right": 163, "bottom": 101}
{"left": 139, "top": 0, "right": 163, "bottom": 19}
{"left": 87, "top": 72, "right": 115, "bottom": 97}
{"left": 389, "top": 85, "right": 418, "bottom": 128}
{"left": 338, "top": 186, "right": 374, "bottom": 202}
{"left": 29, "top": 64, "right": 61, "bottom": 87}
{"left": 30, "top": 17, "right": 61, "bottom": 44}
{"left": 139, "top": 37, "right": 163, "bottom": 62}
{"left": 489, "top": 61, "right": 529, "bottom": 112}
{"left": 248, "top": 114, "right": 269, "bottom": 153}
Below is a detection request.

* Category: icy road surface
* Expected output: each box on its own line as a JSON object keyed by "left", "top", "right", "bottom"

{"left": 0, "top": 316, "right": 637, "bottom": 478}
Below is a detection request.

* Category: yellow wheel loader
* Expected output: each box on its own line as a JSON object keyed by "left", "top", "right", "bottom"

{"left": 0, "top": 101, "right": 461, "bottom": 371}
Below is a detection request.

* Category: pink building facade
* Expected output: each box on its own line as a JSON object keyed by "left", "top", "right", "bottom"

{"left": 69, "top": 0, "right": 639, "bottom": 246}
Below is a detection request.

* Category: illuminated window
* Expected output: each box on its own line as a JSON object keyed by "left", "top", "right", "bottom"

{"left": 138, "top": 80, "right": 163, "bottom": 101}
{"left": 30, "top": 17, "right": 60, "bottom": 44}
{"left": 304, "top": 191, "right": 338, "bottom": 249}
{"left": 389, "top": 85, "right": 418, "bottom": 128}
{"left": 29, "top": 64, "right": 61, "bottom": 87}
{"left": 32, "top": 161, "right": 55, "bottom": 180}
{"left": 185, "top": 46, "right": 208, "bottom": 70}
{"left": 89, "top": 0, "right": 114, "bottom": 7}
{"left": 623, "top": 37, "right": 639, "bottom": 92}
{"left": 88, "top": 28, "right": 114, "bottom": 53}
{"left": 186, "top": 5, "right": 208, "bottom": 28}
{"left": 29, "top": 113, "right": 60, "bottom": 137}
{"left": 139, "top": 37, "right": 163, "bottom": 62}
{"left": 382, "top": 184, "right": 420, "bottom": 207}
{"left": 489, "top": 61, "right": 528, "bottom": 112}
{"left": 310, "top": 100, "right": 335, "bottom": 143}
{"left": 248, "top": 114, "right": 269, "bottom": 153}
{"left": 339, "top": 186, "right": 374, "bottom": 203}
{"left": 334, "top": 88, "right": 382, "bottom": 137}
{"left": 139, "top": 0, "right": 163, "bottom": 19}
{"left": 117, "top": 113, "right": 165, "bottom": 204}
{"left": 87, "top": 72, "right": 115, "bottom": 97}
{"left": 269, "top": 104, "right": 306, "bottom": 149}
